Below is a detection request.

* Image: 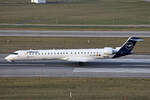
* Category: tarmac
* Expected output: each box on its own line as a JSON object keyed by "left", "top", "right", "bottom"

{"left": 0, "top": 54, "right": 150, "bottom": 77}
{"left": 0, "top": 30, "right": 150, "bottom": 37}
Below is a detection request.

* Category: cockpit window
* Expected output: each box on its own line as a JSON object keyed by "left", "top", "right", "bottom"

{"left": 11, "top": 53, "right": 18, "bottom": 55}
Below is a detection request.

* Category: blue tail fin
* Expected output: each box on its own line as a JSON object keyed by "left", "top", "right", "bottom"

{"left": 113, "top": 37, "right": 143, "bottom": 58}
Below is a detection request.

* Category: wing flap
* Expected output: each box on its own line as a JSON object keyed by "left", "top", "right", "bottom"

{"left": 61, "top": 57, "right": 95, "bottom": 62}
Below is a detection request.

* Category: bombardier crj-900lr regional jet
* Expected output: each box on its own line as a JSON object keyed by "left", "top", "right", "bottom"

{"left": 5, "top": 37, "right": 143, "bottom": 63}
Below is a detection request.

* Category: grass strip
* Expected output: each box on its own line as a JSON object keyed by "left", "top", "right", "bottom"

{"left": 0, "top": 36, "right": 149, "bottom": 54}
{"left": 0, "top": 0, "right": 150, "bottom": 25}
{"left": 0, "top": 77, "right": 150, "bottom": 100}
{"left": 0, "top": 25, "right": 150, "bottom": 31}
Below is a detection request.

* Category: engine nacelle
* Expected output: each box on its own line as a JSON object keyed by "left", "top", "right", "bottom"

{"left": 102, "top": 47, "right": 116, "bottom": 55}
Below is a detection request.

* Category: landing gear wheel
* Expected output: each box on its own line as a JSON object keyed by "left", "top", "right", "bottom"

{"left": 78, "top": 62, "right": 84, "bottom": 66}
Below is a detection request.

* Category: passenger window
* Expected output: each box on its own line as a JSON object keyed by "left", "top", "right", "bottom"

{"left": 11, "top": 53, "right": 18, "bottom": 55}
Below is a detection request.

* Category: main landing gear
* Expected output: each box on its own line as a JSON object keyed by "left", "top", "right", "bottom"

{"left": 78, "top": 62, "right": 85, "bottom": 66}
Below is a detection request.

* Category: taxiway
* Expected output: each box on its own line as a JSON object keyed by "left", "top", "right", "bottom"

{"left": 0, "top": 54, "right": 150, "bottom": 77}
{"left": 0, "top": 30, "right": 150, "bottom": 37}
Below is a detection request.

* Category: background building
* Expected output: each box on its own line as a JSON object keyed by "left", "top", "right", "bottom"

{"left": 31, "top": 0, "right": 46, "bottom": 4}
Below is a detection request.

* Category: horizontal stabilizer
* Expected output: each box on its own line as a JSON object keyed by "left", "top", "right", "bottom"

{"left": 130, "top": 37, "right": 144, "bottom": 42}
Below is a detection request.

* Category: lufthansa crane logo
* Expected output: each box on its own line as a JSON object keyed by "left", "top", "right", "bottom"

{"left": 125, "top": 42, "right": 133, "bottom": 50}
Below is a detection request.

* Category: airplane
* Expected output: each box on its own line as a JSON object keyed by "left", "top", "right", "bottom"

{"left": 5, "top": 36, "right": 143, "bottom": 64}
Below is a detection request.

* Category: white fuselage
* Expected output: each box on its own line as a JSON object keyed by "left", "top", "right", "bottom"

{"left": 5, "top": 48, "right": 116, "bottom": 62}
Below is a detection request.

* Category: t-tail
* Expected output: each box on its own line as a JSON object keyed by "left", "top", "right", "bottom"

{"left": 113, "top": 36, "right": 144, "bottom": 58}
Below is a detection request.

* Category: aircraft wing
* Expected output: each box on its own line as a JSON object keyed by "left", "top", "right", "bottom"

{"left": 61, "top": 57, "right": 95, "bottom": 62}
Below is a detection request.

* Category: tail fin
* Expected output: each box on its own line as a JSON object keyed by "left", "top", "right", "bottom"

{"left": 113, "top": 36, "right": 143, "bottom": 58}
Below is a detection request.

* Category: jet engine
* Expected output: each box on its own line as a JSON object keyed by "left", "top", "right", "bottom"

{"left": 102, "top": 47, "right": 116, "bottom": 55}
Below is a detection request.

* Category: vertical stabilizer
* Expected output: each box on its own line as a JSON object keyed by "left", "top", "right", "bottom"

{"left": 113, "top": 37, "right": 143, "bottom": 58}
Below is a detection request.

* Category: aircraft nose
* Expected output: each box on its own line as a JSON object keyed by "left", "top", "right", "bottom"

{"left": 5, "top": 55, "right": 16, "bottom": 62}
{"left": 5, "top": 55, "right": 11, "bottom": 62}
